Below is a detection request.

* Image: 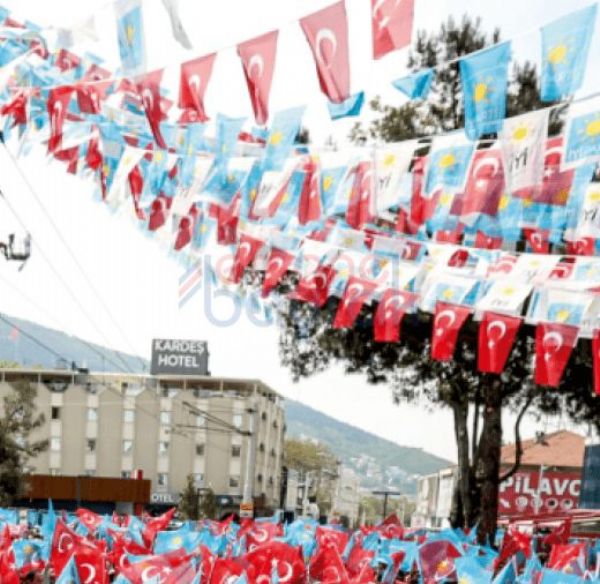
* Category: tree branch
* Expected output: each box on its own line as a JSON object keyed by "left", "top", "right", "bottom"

{"left": 499, "top": 393, "right": 535, "bottom": 483}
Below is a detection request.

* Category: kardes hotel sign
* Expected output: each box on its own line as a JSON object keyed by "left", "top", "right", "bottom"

{"left": 150, "top": 339, "right": 209, "bottom": 376}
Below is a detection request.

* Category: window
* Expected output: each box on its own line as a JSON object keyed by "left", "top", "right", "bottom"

{"left": 194, "top": 473, "right": 204, "bottom": 486}
{"left": 50, "top": 438, "right": 61, "bottom": 451}
{"left": 233, "top": 414, "right": 243, "bottom": 429}
{"left": 257, "top": 474, "right": 263, "bottom": 483}
{"left": 160, "top": 411, "right": 171, "bottom": 425}
{"left": 87, "top": 408, "right": 98, "bottom": 422}
{"left": 268, "top": 476, "right": 274, "bottom": 485}
{"left": 122, "top": 440, "right": 133, "bottom": 454}
{"left": 261, "top": 411, "right": 267, "bottom": 421}
{"left": 123, "top": 409, "right": 135, "bottom": 423}
{"left": 196, "top": 444, "right": 205, "bottom": 456}
{"left": 159, "top": 441, "right": 169, "bottom": 455}
{"left": 271, "top": 448, "right": 276, "bottom": 457}
{"left": 259, "top": 443, "right": 265, "bottom": 453}
{"left": 229, "top": 475, "right": 240, "bottom": 488}
{"left": 121, "top": 470, "right": 130, "bottom": 479}
{"left": 86, "top": 439, "right": 96, "bottom": 453}
{"left": 196, "top": 415, "right": 205, "bottom": 427}
{"left": 51, "top": 406, "right": 61, "bottom": 420}
{"left": 231, "top": 445, "right": 241, "bottom": 457}
{"left": 158, "top": 473, "right": 168, "bottom": 487}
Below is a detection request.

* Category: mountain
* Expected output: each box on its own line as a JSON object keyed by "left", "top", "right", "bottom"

{"left": 0, "top": 313, "right": 451, "bottom": 492}
{"left": 284, "top": 400, "right": 451, "bottom": 494}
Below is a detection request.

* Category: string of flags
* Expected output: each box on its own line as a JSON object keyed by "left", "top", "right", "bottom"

{"left": 2, "top": 3, "right": 600, "bottom": 392}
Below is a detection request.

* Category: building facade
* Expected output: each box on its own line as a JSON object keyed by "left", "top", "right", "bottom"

{"left": 0, "top": 369, "right": 285, "bottom": 513}
{"left": 330, "top": 467, "right": 361, "bottom": 527}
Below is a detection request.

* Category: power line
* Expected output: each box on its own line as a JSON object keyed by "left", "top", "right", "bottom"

{"left": 0, "top": 142, "right": 148, "bottom": 373}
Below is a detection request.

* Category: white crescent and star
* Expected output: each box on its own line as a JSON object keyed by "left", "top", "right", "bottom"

{"left": 80, "top": 563, "right": 97, "bottom": 584}
{"left": 189, "top": 74, "right": 202, "bottom": 96}
{"left": 435, "top": 309, "right": 457, "bottom": 336}
{"left": 315, "top": 28, "right": 338, "bottom": 69}
{"left": 486, "top": 320, "right": 507, "bottom": 348}
{"left": 373, "top": 0, "right": 401, "bottom": 30}
{"left": 542, "top": 331, "right": 564, "bottom": 361}
{"left": 247, "top": 54, "right": 265, "bottom": 80}
{"left": 472, "top": 156, "right": 500, "bottom": 178}
{"left": 344, "top": 282, "right": 366, "bottom": 308}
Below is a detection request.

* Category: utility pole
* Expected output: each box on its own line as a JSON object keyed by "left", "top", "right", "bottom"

{"left": 533, "top": 464, "right": 547, "bottom": 514}
{"left": 241, "top": 386, "right": 258, "bottom": 519}
{"left": 372, "top": 489, "right": 401, "bottom": 520}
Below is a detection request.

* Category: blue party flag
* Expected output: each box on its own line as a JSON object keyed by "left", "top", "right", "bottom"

{"left": 214, "top": 113, "right": 246, "bottom": 179}
{"left": 564, "top": 110, "right": 600, "bottom": 169}
{"left": 538, "top": 568, "right": 583, "bottom": 583}
{"left": 425, "top": 138, "right": 474, "bottom": 194}
{"left": 541, "top": 4, "right": 597, "bottom": 102}
{"left": 460, "top": 42, "right": 511, "bottom": 139}
{"left": 41, "top": 499, "right": 56, "bottom": 540}
{"left": 392, "top": 69, "right": 434, "bottom": 99}
{"left": 327, "top": 92, "right": 365, "bottom": 120}
{"left": 55, "top": 555, "right": 81, "bottom": 584}
{"left": 262, "top": 106, "right": 306, "bottom": 172}
{"left": 178, "top": 123, "right": 206, "bottom": 187}
{"left": 454, "top": 556, "right": 492, "bottom": 584}
{"left": 114, "top": 0, "right": 146, "bottom": 77}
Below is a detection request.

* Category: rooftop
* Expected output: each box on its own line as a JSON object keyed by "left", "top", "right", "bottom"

{"left": 501, "top": 430, "right": 585, "bottom": 469}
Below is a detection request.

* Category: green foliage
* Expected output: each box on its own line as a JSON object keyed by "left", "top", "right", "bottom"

{"left": 178, "top": 474, "right": 200, "bottom": 520}
{"left": 0, "top": 380, "right": 47, "bottom": 505}
{"left": 284, "top": 437, "right": 338, "bottom": 474}
{"left": 198, "top": 487, "right": 217, "bottom": 520}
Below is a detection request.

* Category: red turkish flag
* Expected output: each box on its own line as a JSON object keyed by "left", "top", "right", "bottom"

{"left": 74, "top": 547, "right": 109, "bottom": 584}
{"left": 408, "top": 156, "right": 427, "bottom": 229}
{"left": 566, "top": 237, "right": 595, "bottom": 256}
{"left": 174, "top": 205, "right": 199, "bottom": 251}
{"left": 290, "top": 264, "right": 336, "bottom": 307}
{"left": 136, "top": 69, "right": 167, "bottom": 149}
{"left": 238, "top": 30, "right": 278, "bottom": 126}
{"left": 346, "top": 546, "right": 375, "bottom": 580}
{"left": 593, "top": 330, "right": 600, "bottom": 396}
{"left": 300, "top": 1, "right": 351, "bottom": 104}
{"left": 230, "top": 234, "right": 264, "bottom": 283}
{"left": 371, "top": 0, "right": 414, "bottom": 60}
{"left": 475, "top": 231, "right": 503, "bottom": 250}
{"left": 523, "top": 227, "right": 550, "bottom": 254}
{"left": 148, "top": 194, "right": 172, "bottom": 232}
{"left": 1, "top": 90, "right": 27, "bottom": 126}
{"left": 76, "top": 508, "right": 103, "bottom": 533}
{"left": 431, "top": 303, "right": 471, "bottom": 361}
{"left": 535, "top": 322, "right": 578, "bottom": 387}
{"left": 309, "top": 544, "right": 350, "bottom": 584}
{"left": 346, "top": 161, "right": 374, "bottom": 230}
{"left": 316, "top": 527, "right": 350, "bottom": 555}
{"left": 418, "top": 540, "right": 461, "bottom": 583}
{"left": 262, "top": 248, "right": 294, "bottom": 298}
{"left": 373, "top": 289, "right": 418, "bottom": 342}
{"left": 47, "top": 86, "right": 73, "bottom": 153}
{"left": 478, "top": 312, "right": 521, "bottom": 374}
{"left": 55, "top": 49, "right": 81, "bottom": 71}
{"left": 536, "top": 136, "right": 574, "bottom": 205}
{"left": 462, "top": 148, "right": 505, "bottom": 219}
{"left": 298, "top": 158, "right": 322, "bottom": 225}
{"left": 50, "top": 520, "right": 90, "bottom": 576}
{"left": 435, "top": 227, "right": 463, "bottom": 244}
{"left": 542, "top": 519, "right": 572, "bottom": 547}
{"left": 179, "top": 53, "right": 216, "bottom": 123}
{"left": 333, "top": 276, "right": 378, "bottom": 329}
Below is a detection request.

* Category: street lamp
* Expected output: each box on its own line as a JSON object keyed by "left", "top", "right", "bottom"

{"left": 372, "top": 489, "right": 401, "bottom": 520}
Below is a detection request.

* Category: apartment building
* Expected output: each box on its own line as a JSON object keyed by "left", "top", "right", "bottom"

{"left": 0, "top": 368, "right": 285, "bottom": 513}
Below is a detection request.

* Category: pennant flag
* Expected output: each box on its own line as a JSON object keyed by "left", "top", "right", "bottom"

{"left": 214, "top": 113, "right": 246, "bottom": 177}
{"left": 454, "top": 556, "right": 492, "bottom": 584}
{"left": 297, "top": 158, "right": 322, "bottom": 225}
{"left": 563, "top": 109, "right": 600, "bottom": 169}
{"left": 431, "top": 302, "right": 471, "bottom": 361}
{"left": 114, "top": 0, "right": 146, "bottom": 77}
{"left": 500, "top": 109, "right": 549, "bottom": 197}
{"left": 537, "top": 136, "right": 574, "bottom": 205}
{"left": 179, "top": 53, "right": 216, "bottom": 123}
{"left": 392, "top": 68, "right": 433, "bottom": 99}
{"left": 478, "top": 312, "right": 521, "bottom": 374}
{"left": 542, "top": 519, "right": 572, "bottom": 547}
{"left": 47, "top": 86, "right": 73, "bottom": 153}
{"left": 373, "top": 289, "right": 418, "bottom": 342}
{"left": 534, "top": 322, "right": 578, "bottom": 387}
{"left": 346, "top": 161, "right": 374, "bottom": 230}
{"left": 230, "top": 234, "right": 264, "bottom": 284}
{"left": 523, "top": 227, "right": 550, "bottom": 254}
{"left": 375, "top": 141, "right": 417, "bottom": 214}
{"left": 160, "top": 0, "right": 192, "bottom": 49}
{"left": 459, "top": 42, "right": 511, "bottom": 140}
{"left": 425, "top": 134, "right": 474, "bottom": 195}
{"left": 541, "top": 4, "right": 597, "bottom": 102}
{"left": 371, "top": 0, "right": 414, "bottom": 59}
{"left": 333, "top": 276, "right": 378, "bottom": 329}
{"left": 300, "top": 1, "right": 351, "bottom": 104}
{"left": 290, "top": 264, "right": 336, "bottom": 307}
{"left": 136, "top": 69, "right": 167, "bottom": 149}
{"left": 237, "top": 30, "right": 279, "bottom": 126}
{"left": 262, "top": 247, "right": 295, "bottom": 297}
{"left": 262, "top": 106, "right": 305, "bottom": 172}
{"left": 326, "top": 91, "right": 365, "bottom": 120}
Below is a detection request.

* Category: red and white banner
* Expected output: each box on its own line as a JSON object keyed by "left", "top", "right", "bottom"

{"left": 477, "top": 312, "right": 521, "bottom": 374}
{"left": 179, "top": 53, "right": 216, "bottom": 123}
{"left": 431, "top": 303, "right": 471, "bottom": 361}
{"left": 534, "top": 322, "right": 578, "bottom": 387}
{"left": 371, "top": 0, "right": 414, "bottom": 59}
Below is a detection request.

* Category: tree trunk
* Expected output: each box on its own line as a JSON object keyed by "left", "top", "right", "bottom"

{"left": 476, "top": 377, "right": 503, "bottom": 546}
{"left": 452, "top": 399, "right": 473, "bottom": 528}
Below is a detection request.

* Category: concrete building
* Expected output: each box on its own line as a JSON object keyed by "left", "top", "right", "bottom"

{"left": 0, "top": 368, "right": 285, "bottom": 514}
{"left": 330, "top": 467, "right": 360, "bottom": 527}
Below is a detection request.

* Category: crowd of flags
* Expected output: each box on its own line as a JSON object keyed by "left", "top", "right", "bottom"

{"left": 2, "top": 3, "right": 600, "bottom": 391}
{"left": 0, "top": 504, "right": 599, "bottom": 583}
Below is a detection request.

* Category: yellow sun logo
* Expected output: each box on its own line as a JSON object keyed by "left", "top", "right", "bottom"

{"left": 439, "top": 153, "right": 456, "bottom": 169}
{"left": 586, "top": 119, "right": 600, "bottom": 137}
{"left": 338, "top": 267, "right": 350, "bottom": 277}
{"left": 200, "top": 224, "right": 208, "bottom": 233}
{"left": 474, "top": 82, "right": 489, "bottom": 103}
{"left": 548, "top": 44, "right": 568, "bottom": 65}
{"left": 342, "top": 237, "right": 355, "bottom": 247}
{"left": 512, "top": 125, "right": 529, "bottom": 141}
{"left": 556, "top": 309, "right": 570, "bottom": 323}
{"left": 322, "top": 175, "right": 334, "bottom": 191}
{"left": 442, "top": 288, "right": 454, "bottom": 300}
{"left": 437, "top": 560, "right": 449, "bottom": 572}
{"left": 187, "top": 145, "right": 194, "bottom": 155}
{"left": 554, "top": 189, "right": 569, "bottom": 204}
{"left": 102, "top": 163, "right": 110, "bottom": 177}
{"left": 173, "top": 536, "right": 183, "bottom": 546}
{"left": 502, "top": 286, "right": 515, "bottom": 296}
{"left": 523, "top": 198, "right": 533, "bottom": 208}
{"left": 126, "top": 24, "right": 135, "bottom": 46}
{"left": 588, "top": 191, "right": 600, "bottom": 202}
{"left": 250, "top": 188, "right": 257, "bottom": 201}
{"left": 498, "top": 194, "right": 510, "bottom": 210}
{"left": 153, "top": 151, "right": 163, "bottom": 163}
{"left": 439, "top": 192, "right": 453, "bottom": 206}
{"left": 383, "top": 153, "right": 396, "bottom": 167}
{"left": 281, "top": 192, "right": 290, "bottom": 203}
{"left": 269, "top": 131, "right": 283, "bottom": 146}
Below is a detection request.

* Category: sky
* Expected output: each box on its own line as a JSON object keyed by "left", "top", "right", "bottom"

{"left": 0, "top": 0, "right": 596, "bottom": 462}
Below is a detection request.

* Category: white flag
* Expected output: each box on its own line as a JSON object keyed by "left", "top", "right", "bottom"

{"left": 573, "top": 181, "right": 600, "bottom": 239}
{"left": 161, "top": 0, "right": 193, "bottom": 50}
{"left": 500, "top": 109, "right": 548, "bottom": 195}
{"left": 374, "top": 140, "right": 417, "bottom": 214}
{"left": 106, "top": 145, "right": 144, "bottom": 208}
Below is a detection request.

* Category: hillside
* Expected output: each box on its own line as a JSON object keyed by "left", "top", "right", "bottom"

{"left": 0, "top": 313, "right": 451, "bottom": 492}
{"left": 284, "top": 400, "right": 451, "bottom": 494}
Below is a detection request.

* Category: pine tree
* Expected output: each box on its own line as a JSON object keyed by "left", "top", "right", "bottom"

{"left": 199, "top": 487, "right": 217, "bottom": 520}
{"left": 178, "top": 474, "right": 200, "bottom": 520}
{"left": 0, "top": 380, "right": 47, "bottom": 505}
